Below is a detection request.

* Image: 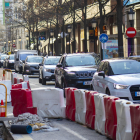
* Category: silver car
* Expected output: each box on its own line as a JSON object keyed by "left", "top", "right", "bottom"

{"left": 39, "top": 56, "right": 61, "bottom": 85}
{"left": 91, "top": 58, "right": 140, "bottom": 103}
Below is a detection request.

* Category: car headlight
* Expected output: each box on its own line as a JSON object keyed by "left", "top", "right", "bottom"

{"left": 65, "top": 72, "right": 76, "bottom": 77}
{"left": 44, "top": 69, "right": 51, "bottom": 72}
{"left": 114, "top": 83, "right": 129, "bottom": 89}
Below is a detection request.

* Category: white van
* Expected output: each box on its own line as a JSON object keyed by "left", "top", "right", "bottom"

{"left": 14, "top": 50, "right": 38, "bottom": 73}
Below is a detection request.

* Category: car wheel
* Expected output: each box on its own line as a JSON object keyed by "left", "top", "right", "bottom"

{"left": 90, "top": 84, "right": 94, "bottom": 90}
{"left": 15, "top": 69, "right": 17, "bottom": 73}
{"left": 106, "top": 88, "right": 111, "bottom": 95}
{"left": 39, "top": 73, "right": 42, "bottom": 83}
{"left": 42, "top": 74, "right": 46, "bottom": 85}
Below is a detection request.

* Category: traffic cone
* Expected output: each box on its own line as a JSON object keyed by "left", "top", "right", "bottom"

{"left": 0, "top": 100, "right": 5, "bottom": 117}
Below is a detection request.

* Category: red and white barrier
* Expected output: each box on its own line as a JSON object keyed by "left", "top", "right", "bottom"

{"left": 11, "top": 73, "right": 17, "bottom": 85}
{"left": 74, "top": 89, "right": 86, "bottom": 125}
{"left": 11, "top": 88, "right": 37, "bottom": 117}
{"left": 65, "top": 87, "right": 77, "bottom": 121}
{"left": 12, "top": 81, "right": 30, "bottom": 90}
{"left": 23, "top": 75, "right": 29, "bottom": 82}
{"left": 94, "top": 93, "right": 108, "bottom": 135}
{"left": 104, "top": 96, "right": 120, "bottom": 140}
{"left": 17, "top": 78, "right": 23, "bottom": 84}
{"left": 32, "top": 88, "right": 65, "bottom": 118}
{"left": 115, "top": 99, "right": 133, "bottom": 140}
{"left": 0, "top": 80, "right": 11, "bottom": 102}
{"left": 130, "top": 104, "right": 140, "bottom": 140}
{"left": 85, "top": 91, "right": 98, "bottom": 129}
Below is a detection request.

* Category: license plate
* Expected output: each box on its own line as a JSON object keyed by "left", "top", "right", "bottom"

{"left": 83, "top": 81, "right": 91, "bottom": 85}
{"left": 135, "top": 92, "right": 140, "bottom": 97}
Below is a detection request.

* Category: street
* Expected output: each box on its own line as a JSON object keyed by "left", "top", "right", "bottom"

{"left": 7, "top": 73, "right": 107, "bottom": 140}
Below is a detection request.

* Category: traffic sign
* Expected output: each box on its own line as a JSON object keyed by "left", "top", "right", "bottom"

{"left": 126, "top": 27, "right": 136, "bottom": 38}
{"left": 13, "top": 44, "right": 16, "bottom": 47}
{"left": 99, "top": 33, "right": 108, "bottom": 43}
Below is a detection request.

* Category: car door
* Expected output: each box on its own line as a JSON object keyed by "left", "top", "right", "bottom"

{"left": 93, "top": 61, "right": 105, "bottom": 92}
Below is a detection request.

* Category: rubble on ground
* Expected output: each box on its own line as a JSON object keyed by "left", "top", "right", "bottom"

{"left": 10, "top": 113, "right": 59, "bottom": 132}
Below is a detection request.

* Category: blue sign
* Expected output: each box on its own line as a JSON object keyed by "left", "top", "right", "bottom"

{"left": 39, "top": 36, "right": 45, "bottom": 40}
{"left": 123, "top": 0, "right": 140, "bottom": 6}
{"left": 99, "top": 33, "right": 108, "bottom": 43}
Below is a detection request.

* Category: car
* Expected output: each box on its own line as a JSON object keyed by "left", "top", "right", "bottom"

{"left": 0, "top": 55, "right": 8, "bottom": 67}
{"left": 4, "top": 54, "right": 15, "bottom": 69}
{"left": 55, "top": 53, "right": 101, "bottom": 92}
{"left": 39, "top": 56, "right": 61, "bottom": 85}
{"left": 91, "top": 58, "right": 140, "bottom": 103}
{"left": 22, "top": 56, "right": 43, "bottom": 75}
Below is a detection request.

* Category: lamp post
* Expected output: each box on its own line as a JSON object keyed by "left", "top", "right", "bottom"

{"left": 67, "top": 25, "right": 72, "bottom": 53}
{"left": 50, "top": 29, "right": 54, "bottom": 56}
{"left": 26, "top": 35, "right": 29, "bottom": 50}
{"left": 8, "top": 41, "right": 10, "bottom": 51}
{"left": 128, "top": 8, "right": 135, "bottom": 56}
{"left": 19, "top": 36, "right": 21, "bottom": 49}
{"left": 91, "top": 17, "right": 97, "bottom": 53}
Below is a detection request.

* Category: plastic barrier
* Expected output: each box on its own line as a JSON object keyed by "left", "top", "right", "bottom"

{"left": 85, "top": 91, "right": 98, "bottom": 129}
{"left": 0, "top": 68, "right": 3, "bottom": 80}
{"left": 14, "top": 78, "right": 17, "bottom": 84}
{"left": 130, "top": 104, "right": 140, "bottom": 140}
{"left": 12, "top": 82, "right": 30, "bottom": 90}
{"left": 0, "top": 80, "right": 11, "bottom": 102}
{"left": 11, "top": 73, "right": 17, "bottom": 85}
{"left": 2, "top": 69, "right": 12, "bottom": 81}
{"left": 17, "top": 78, "right": 23, "bottom": 84}
{"left": 104, "top": 96, "right": 120, "bottom": 140}
{"left": 23, "top": 75, "right": 29, "bottom": 82}
{"left": 11, "top": 89, "right": 36, "bottom": 117}
{"left": 115, "top": 99, "right": 133, "bottom": 140}
{"left": 32, "top": 88, "right": 65, "bottom": 118}
{"left": 94, "top": 93, "right": 108, "bottom": 135}
{"left": 74, "top": 89, "right": 86, "bottom": 125}
{"left": 65, "top": 87, "right": 77, "bottom": 121}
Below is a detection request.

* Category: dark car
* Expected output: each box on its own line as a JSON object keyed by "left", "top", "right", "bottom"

{"left": 4, "top": 55, "right": 15, "bottom": 69}
{"left": 55, "top": 53, "right": 101, "bottom": 91}
{"left": 0, "top": 55, "right": 8, "bottom": 67}
{"left": 23, "top": 56, "right": 43, "bottom": 75}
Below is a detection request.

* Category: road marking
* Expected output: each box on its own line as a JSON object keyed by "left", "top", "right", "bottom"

{"left": 17, "top": 135, "right": 33, "bottom": 140}
{"left": 59, "top": 125, "right": 88, "bottom": 140}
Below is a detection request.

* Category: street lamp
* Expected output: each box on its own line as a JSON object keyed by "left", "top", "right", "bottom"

{"left": 50, "top": 29, "right": 54, "bottom": 56}
{"left": 128, "top": 8, "right": 135, "bottom": 56}
{"left": 92, "top": 17, "right": 97, "bottom": 53}
{"left": 67, "top": 25, "right": 72, "bottom": 53}
{"left": 19, "top": 36, "right": 21, "bottom": 49}
{"left": 26, "top": 35, "right": 29, "bottom": 50}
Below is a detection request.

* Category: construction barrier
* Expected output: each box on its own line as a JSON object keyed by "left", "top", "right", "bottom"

{"left": 14, "top": 78, "right": 17, "bottom": 84}
{"left": 115, "top": 99, "right": 133, "bottom": 140}
{"left": 130, "top": 104, "right": 140, "bottom": 140}
{"left": 104, "top": 96, "right": 120, "bottom": 140}
{"left": 12, "top": 81, "right": 30, "bottom": 90}
{"left": 0, "top": 68, "right": 3, "bottom": 80}
{"left": 17, "top": 78, "right": 23, "bottom": 84}
{"left": 11, "top": 73, "right": 17, "bottom": 85}
{"left": 0, "top": 80, "right": 11, "bottom": 102}
{"left": 11, "top": 88, "right": 36, "bottom": 117}
{"left": 94, "top": 93, "right": 108, "bottom": 135}
{"left": 65, "top": 87, "right": 77, "bottom": 121}
{"left": 2, "top": 69, "right": 12, "bottom": 81}
{"left": 74, "top": 89, "right": 86, "bottom": 125}
{"left": 23, "top": 75, "right": 29, "bottom": 82}
{"left": 85, "top": 91, "right": 98, "bottom": 129}
{"left": 32, "top": 88, "right": 65, "bottom": 118}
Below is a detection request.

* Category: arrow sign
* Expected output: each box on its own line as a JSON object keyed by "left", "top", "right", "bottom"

{"left": 126, "top": 27, "right": 136, "bottom": 38}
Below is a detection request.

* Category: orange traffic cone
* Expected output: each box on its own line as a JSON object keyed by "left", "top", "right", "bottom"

{"left": 0, "top": 100, "right": 5, "bottom": 117}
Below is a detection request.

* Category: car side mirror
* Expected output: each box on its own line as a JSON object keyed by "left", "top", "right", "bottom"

{"left": 57, "top": 63, "right": 62, "bottom": 68}
{"left": 16, "top": 58, "right": 19, "bottom": 61}
{"left": 39, "top": 63, "right": 43, "bottom": 66}
{"left": 98, "top": 71, "right": 105, "bottom": 78}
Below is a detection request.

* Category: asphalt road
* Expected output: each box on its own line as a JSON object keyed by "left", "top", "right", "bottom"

{"left": 7, "top": 72, "right": 108, "bottom": 140}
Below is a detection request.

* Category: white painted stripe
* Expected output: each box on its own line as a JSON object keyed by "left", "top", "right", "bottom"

{"left": 17, "top": 135, "right": 33, "bottom": 140}
{"left": 60, "top": 125, "right": 88, "bottom": 140}
{"left": 127, "top": 31, "right": 135, "bottom": 34}
{"left": 7, "top": 113, "right": 13, "bottom": 116}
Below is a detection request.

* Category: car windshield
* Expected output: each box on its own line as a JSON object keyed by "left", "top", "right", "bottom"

{"left": 44, "top": 57, "right": 60, "bottom": 65}
{"left": 1, "top": 55, "right": 7, "bottom": 60}
{"left": 110, "top": 60, "right": 140, "bottom": 75}
{"left": 20, "top": 54, "right": 36, "bottom": 60}
{"left": 27, "top": 57, "right": 43, "bottom": 63}
{"left": 9, "top": 55, "right": 14, "bottom": 60}
{"left": 65, "top": 55, "right": 99, "bottom": 67}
